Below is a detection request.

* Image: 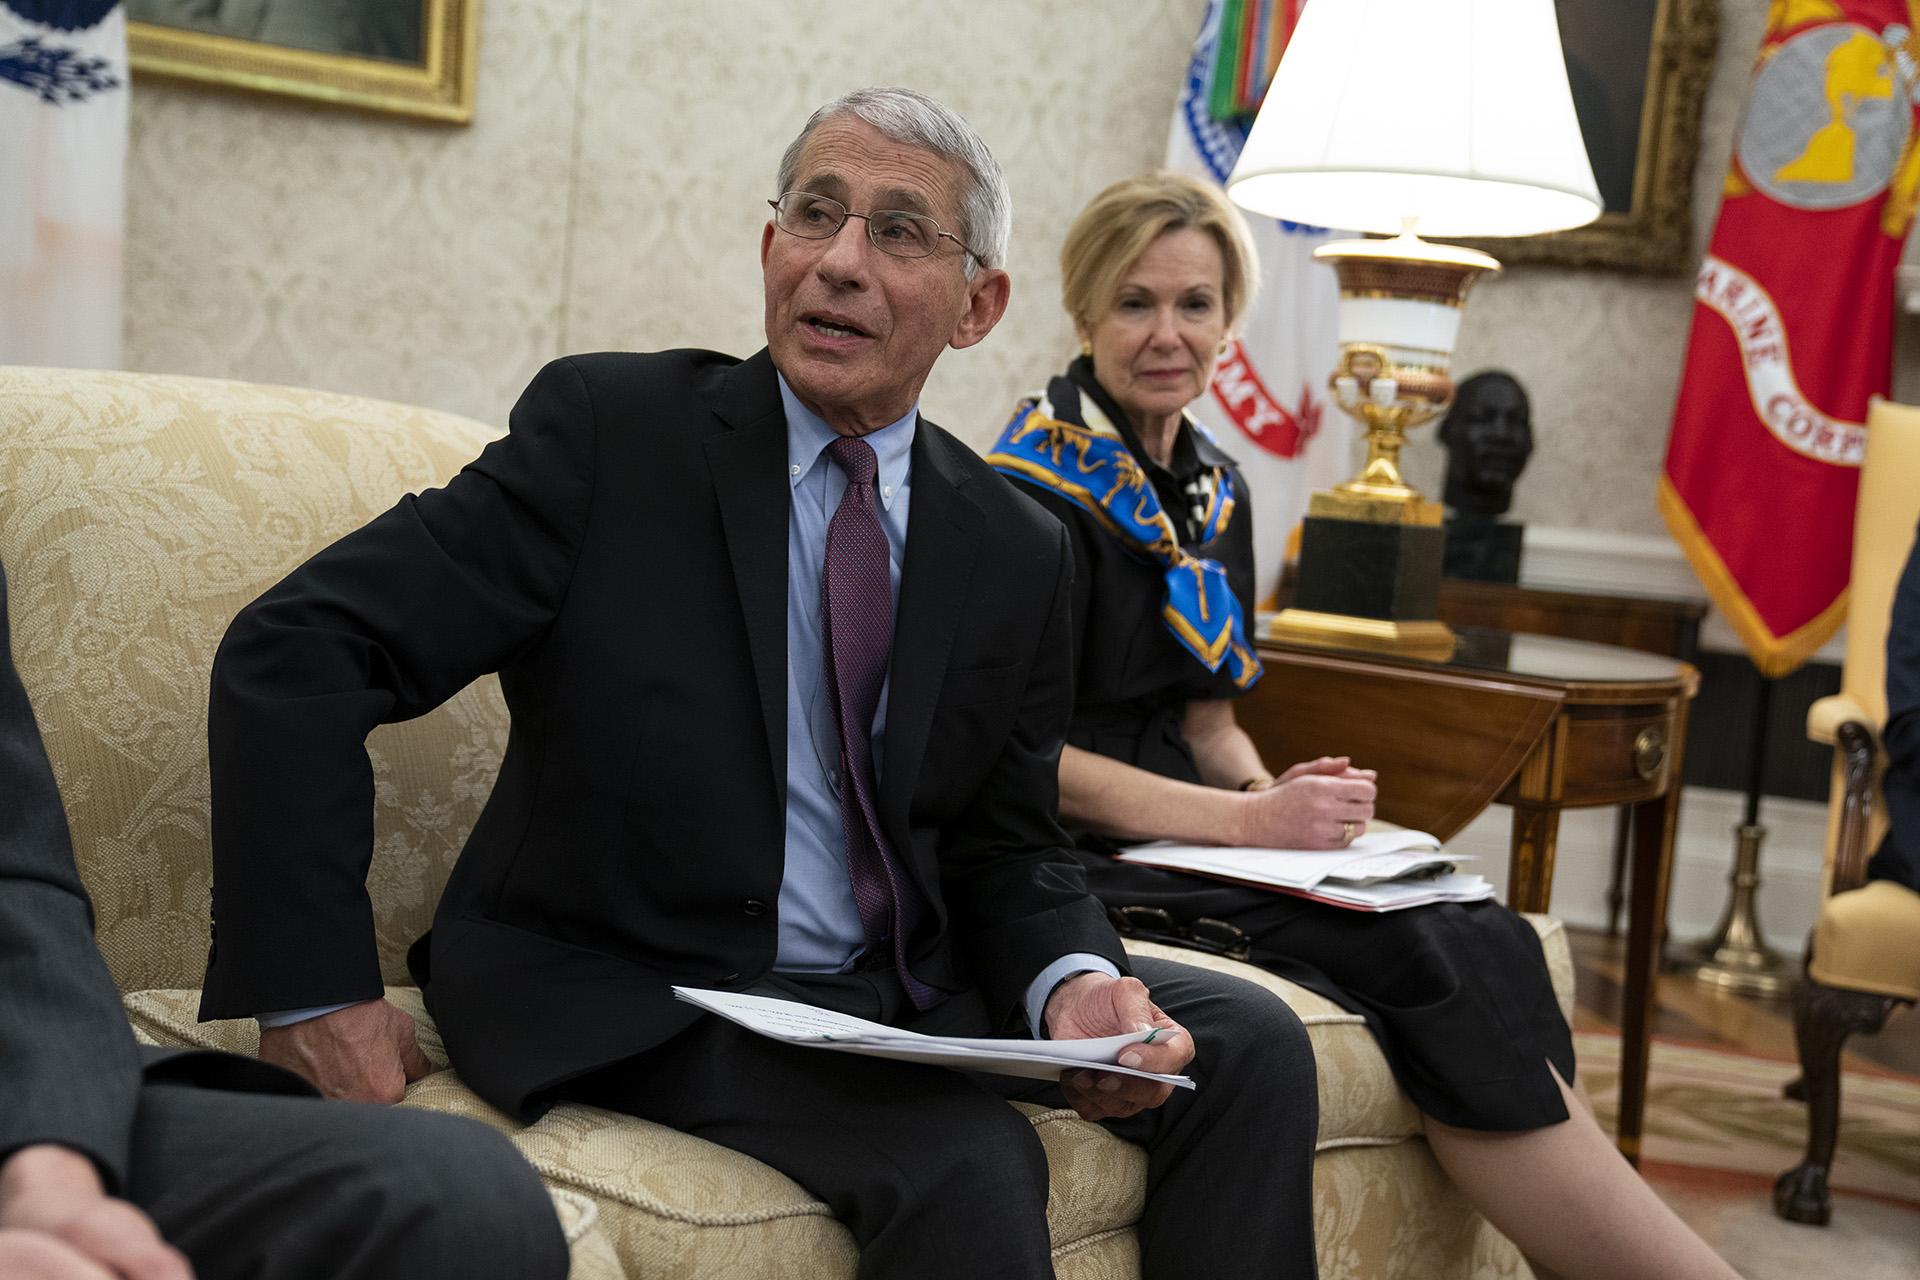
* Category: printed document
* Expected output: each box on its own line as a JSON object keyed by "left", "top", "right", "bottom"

{"left": 1114, "top": 828, "right": 1494, "bottom": 912}
{"left": 671, "top": 987, "right": 1195, "bottom": 1088}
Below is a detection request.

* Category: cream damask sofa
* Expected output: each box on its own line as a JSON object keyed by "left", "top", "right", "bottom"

{"left": 0, "top": 366, "right": 1567, "bottom": 1279}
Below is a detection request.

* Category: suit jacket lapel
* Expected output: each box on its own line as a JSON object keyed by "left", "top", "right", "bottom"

{"left": 702, "top": 350, "right": 789, "bottom": 810}
{"left": 882, "top": 424, "right": 982, "bottom": 845}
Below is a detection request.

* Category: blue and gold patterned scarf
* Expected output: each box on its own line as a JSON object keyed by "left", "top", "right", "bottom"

{"left": 988, "top": 371, "right": 1262, "bottom": 689}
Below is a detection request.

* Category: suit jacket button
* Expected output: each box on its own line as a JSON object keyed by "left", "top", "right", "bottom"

{"left": 743, "top": 898, "right": 768, "bottom": 917}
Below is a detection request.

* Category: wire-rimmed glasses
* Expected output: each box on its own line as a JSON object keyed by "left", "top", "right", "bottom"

{"left": 768, "top": 192, "right": 981, "bottom": 264}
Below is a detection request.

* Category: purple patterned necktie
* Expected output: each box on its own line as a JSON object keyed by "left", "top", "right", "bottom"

{"left": 821, "top": 436, "right": 940, "bottom": 1010}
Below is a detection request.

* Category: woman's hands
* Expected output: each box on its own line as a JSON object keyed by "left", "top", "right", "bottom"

{"left": 1234, "top": 756, "right": 1376, "bottom": 849}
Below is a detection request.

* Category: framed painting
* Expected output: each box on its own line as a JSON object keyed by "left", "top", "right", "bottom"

{"left": 1460, "top": 0, "right": 1721, "bottom": 273}
{"left": 127, "top": 0, "right": 478, "bottom": 123}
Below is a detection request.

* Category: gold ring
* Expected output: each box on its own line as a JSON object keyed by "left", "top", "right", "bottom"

{"left": 1342, "top": 820, "right": 1357, "bottom": 843}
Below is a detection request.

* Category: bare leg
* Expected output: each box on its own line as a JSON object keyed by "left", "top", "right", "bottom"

{"left": 1422, "top": 1066, "right": 1741, "bottom": 1280}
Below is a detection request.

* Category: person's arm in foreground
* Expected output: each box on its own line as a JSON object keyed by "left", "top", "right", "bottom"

{"left": 0, "top": 563, "right": 192, "bottom": 1279}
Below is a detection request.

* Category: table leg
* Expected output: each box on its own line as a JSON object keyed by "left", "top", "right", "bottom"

{"left": 1604, "top": 808, "right": 1630, "bottom": 937}
{"left": 1506, "top": 804, "right": 1562, "bottom": 915}
{"left": 1618, "top": 784, "right": 1682, "bottom": 1165}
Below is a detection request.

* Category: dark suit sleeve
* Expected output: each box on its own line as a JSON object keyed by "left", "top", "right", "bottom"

{"left": 1870, "top": 523, "right": 1920, "bottom": 890}
{"left": 1885, "top": 523, "right": 1920, "bottom": 771}
{"left": 0, "top": 562, "right": 146, "bottom": 1189}
{"left": 1005, "top": 483, "right": 1097, "bottom": 691}
{"left": 200, "top": 359, "right": 598, "bottom": 1018}
{"left": 936, "top": 521, "right": 1127, "bottom": 1024}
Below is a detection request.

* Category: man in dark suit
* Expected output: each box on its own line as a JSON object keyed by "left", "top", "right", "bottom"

{"left": 0, "top": 560, "right": 569, "bottom": 1280}
{"left": 1869, "top": 518, "right": 1920, "bottom": 891}
{"left": 199, "top": 88, "right": 1319, "bottom": 1279}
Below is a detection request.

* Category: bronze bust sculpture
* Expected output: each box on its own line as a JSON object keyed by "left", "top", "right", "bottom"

{"left": 1440, "top": 371, "right": 1533, "bottom": 582}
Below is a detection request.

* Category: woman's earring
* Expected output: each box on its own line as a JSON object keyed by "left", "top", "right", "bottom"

{"left": 1218, "top": 338, "right": 1231, "bottom": 355}
{"left": 1080, "top": 340, "right": 1093, "bottom": 358}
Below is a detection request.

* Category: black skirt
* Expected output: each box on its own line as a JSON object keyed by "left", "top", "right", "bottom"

{"left": 1077, "top": 848, "right": 1577, "bottom": 1132}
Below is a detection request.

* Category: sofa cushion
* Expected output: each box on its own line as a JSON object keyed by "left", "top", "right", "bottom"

{"left": 123, "top": 914, "right": 1568, "bottom": 1275}
{"left": 1809, "top": 878, "right": 1920, "bottom": 1000}
{"left": 124, "top": 986, "right": 1145, "bottom": 1274}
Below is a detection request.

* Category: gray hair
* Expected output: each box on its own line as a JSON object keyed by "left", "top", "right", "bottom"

{"left": 776, "top": 87, "right": 1011, "bottom": 276}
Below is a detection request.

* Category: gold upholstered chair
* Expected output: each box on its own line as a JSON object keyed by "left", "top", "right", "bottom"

{"left": 1774, "top": 396, "right": 1920, "bottom": 1226}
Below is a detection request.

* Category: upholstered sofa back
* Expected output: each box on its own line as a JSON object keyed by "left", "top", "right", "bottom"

{"left": 0, "top": 367, "right": 510, "bottom": 993}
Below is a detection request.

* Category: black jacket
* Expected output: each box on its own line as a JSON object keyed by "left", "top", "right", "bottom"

{"left": 1869, "top": 518, "right": 1920, "bottom": 892}
{"left": 200, "top": 349, "right": 1126, "bottom": 1119}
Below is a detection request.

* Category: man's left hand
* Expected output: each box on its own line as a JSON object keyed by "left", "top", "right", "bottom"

{"left": 1042, "top": 972, "right": 1192, "bottom": 1122}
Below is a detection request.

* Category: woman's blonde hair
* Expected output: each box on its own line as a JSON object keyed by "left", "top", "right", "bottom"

{"left": 1060, "top": 171, "right": 1260, "bottom": 335}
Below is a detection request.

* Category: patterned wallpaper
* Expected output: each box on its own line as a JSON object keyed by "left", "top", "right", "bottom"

{"left": 124, "top": 0, "right": 1810, "bottom": 544}
{"left": 124, "top": 0, "right": 1195, "bottom": 448}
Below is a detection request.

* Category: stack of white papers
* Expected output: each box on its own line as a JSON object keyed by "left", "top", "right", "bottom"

{"left": 671, "top": 987, "right": 1195, "bottom": 1088}
{"left": 1115, "top": 828, "right": 1494, "bottom": 912}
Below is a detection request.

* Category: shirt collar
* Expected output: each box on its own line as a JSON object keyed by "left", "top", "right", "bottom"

{"left": 779, "top": 374, "right": 917, "bottom": 511}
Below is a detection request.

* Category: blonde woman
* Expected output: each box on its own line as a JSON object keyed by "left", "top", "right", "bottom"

{"left": 988, "top": 171, "right": 1741, "bottom": 1280}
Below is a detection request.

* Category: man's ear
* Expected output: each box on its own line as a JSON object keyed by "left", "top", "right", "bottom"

{"left": 760, "top": 220, "right": 776, "bottom": 268}
{"left": 949, "top": 268, "right": 1012, "bottom": 351}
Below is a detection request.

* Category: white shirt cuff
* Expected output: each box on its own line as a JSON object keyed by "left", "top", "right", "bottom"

{"left": 255, "top": 1001, "right": 360, "bottom": 1029}
{"left": 1022, "top": 953, "right": 1122, "bottom": 1038}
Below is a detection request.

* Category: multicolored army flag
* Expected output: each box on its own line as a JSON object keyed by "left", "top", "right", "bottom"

{"left": 1169, "top": 0, "right": 1349, "bottom": 598}
{"left": 0, "top": 2, "right": 127, "bottom": 368}
{"left": 1661, "top": 0, "right": 1920, "bottom": 675}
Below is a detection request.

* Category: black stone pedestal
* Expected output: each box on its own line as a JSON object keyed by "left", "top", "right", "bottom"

{"left": 1293, "top": 514, "right": 1445, "bottom": 621}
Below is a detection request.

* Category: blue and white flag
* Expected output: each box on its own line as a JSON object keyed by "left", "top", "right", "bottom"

{"left": 1165, "top": 0, "right": 1350, "bottom": 598}
{"left": 1, "top": 1, "right": 127, "bottom": 368}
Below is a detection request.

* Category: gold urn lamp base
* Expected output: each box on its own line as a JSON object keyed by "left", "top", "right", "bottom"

{"left": 1268, "top": 233, "right": 1500, "bottom": 660}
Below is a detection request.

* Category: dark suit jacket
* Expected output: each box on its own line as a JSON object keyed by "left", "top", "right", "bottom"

{"left": 0, "top": 562, "right": 307, "bottom": 1191}
{"left": 200, "top": 349, "right": 1127, "bottom": 1120}
{"left": 1869, "top": 519, "right": 1920, "bottom": 892}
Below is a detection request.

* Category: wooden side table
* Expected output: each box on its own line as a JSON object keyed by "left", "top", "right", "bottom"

{"left": 1238, "top": 628, "right": 1700, "bottom": 1162}
{"left": 1273, "top": 572, "right": 1709, "bottom": 935}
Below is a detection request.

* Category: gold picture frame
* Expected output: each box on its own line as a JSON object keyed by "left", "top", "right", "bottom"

{"left": 1458, "top": 0, "right": 1720, "bottom": 274}
{"left": 128, "top": 0, "right": 479, "bottom": 124}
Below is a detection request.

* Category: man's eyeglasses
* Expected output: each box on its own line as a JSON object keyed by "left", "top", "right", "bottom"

{"left": 1106, "top": 905, "right": 1252, "bottom": 962}
{"left": 768, "top": 192, "right": 981, "bottom": 264}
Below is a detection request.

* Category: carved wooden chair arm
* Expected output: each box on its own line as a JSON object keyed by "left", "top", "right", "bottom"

{"left": 1829, "top": 719, "right": 1884, "bottom": 896}
{"left": 1807, "top": 692, "right": 1876, "bottom": 747}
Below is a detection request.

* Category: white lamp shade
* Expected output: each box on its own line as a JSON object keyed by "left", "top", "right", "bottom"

{"left": 1227, "top": 0, "right": 1604, "bottom": 237}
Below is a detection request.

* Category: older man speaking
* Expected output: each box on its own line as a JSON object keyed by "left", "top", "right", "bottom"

{"left": 198, "top": 88, "right": 1319, "bottom": 1279}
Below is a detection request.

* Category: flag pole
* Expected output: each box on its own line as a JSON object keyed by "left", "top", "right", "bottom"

{"left": 1675, "top": 666, "right": 1795, "bottom": 998}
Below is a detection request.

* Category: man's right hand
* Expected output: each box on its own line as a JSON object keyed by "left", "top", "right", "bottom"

{"left": 257, "top": 998, "right": 432, "bottom": 1104}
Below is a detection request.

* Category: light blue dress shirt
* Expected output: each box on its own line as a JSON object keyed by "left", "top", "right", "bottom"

{"left": 776, "top": 377, "right": 916, "bottom": 972}
{"left": 775, "top": 377, "right": 1114, "bottom": 1035}
{"left": 260, "top": 377, "right": 1114, "bottom": 1035}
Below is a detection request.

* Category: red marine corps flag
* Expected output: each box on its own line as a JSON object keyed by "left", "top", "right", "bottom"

{"left": 1662, "top": 0, "right": 1920, "bottom": 676}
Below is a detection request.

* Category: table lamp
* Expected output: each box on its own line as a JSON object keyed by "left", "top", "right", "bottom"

{"left": 1227, "top": 0, "right": 1602, "bottom": 657}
